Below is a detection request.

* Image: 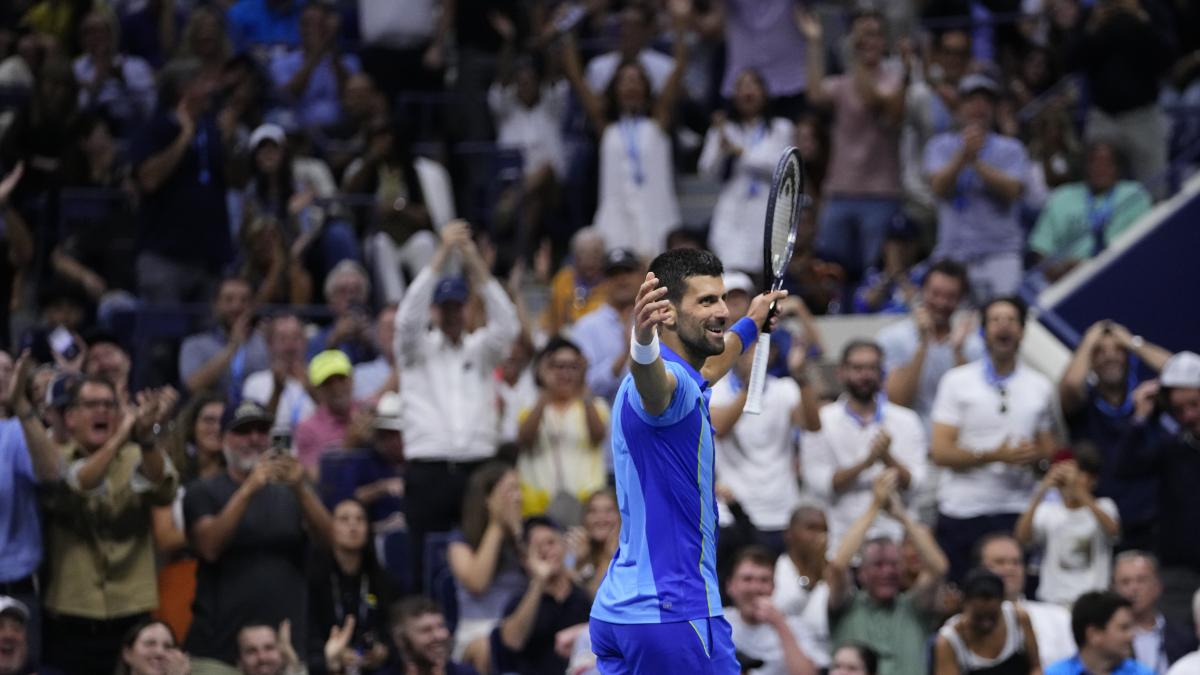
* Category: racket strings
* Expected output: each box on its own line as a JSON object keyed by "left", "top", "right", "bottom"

{"left": 768, "top": 161, "right": 801, "bottom": 278}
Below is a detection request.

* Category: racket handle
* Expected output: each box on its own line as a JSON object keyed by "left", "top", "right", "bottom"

{"left": 744, "top": 333, "right": 771, "bottom": 415}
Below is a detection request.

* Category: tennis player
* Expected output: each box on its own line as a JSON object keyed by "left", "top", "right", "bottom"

{"left": 589, "top": 248, "right": 787, "bottom": 673}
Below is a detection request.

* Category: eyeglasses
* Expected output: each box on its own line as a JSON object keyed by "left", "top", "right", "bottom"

{"left": 76, "top": 399, "right": 117, "bottom": 411}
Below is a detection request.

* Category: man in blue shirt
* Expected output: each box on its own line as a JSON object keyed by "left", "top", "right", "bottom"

{"left": 1047, "top": 591, "right": 1154, "bottom": 675}
{"left": 589, "top": 249, "right": 784, "bottom": 674}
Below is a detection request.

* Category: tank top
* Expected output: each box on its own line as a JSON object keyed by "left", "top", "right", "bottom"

{"left": 939, "top": 601, "right": 1032, "bottom": 675}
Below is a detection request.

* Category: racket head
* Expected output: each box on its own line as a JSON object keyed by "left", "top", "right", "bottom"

{"left": 762, "top": 147, "right": 805, "bottom": 291}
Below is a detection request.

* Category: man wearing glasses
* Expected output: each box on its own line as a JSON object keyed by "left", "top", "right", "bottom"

{"left": 929, "top": 296, "right": 1058, "bottom": 584}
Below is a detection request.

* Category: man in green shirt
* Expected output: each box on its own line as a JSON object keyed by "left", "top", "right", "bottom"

{"left": 1029, "top": 141, "right": 1152, "bottom": 282}
{"left": 827, "top": 470, "right": 950, "bottom": 675}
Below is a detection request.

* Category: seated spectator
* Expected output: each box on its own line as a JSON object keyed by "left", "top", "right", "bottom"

{"left": 352, "top": 305, "right": 399, "bottom": 405}
{"left": 831, "top": 645, "right": 883, "bottom": 675}
{"left": 309, "top": 261, "right": 376, "bottom": 364}
{"left": 179, "top": 276, "right": 270, "bottom": 398}
{"left": 1030, "top": 142, "right": 1153, "bottom": 282}
{"left": 933, "top": 568, "right": 1041, "bottom": 675}
{"left": 924, "top": 75, "right": 1030, "bottom": 302}
{"left": 242, "top": 314, "right": 315, "bottom": 433}
{"left": 132, "top": 58, "right": 234, "bottom": 303}
{"left": 1059, "top": 321, "right": 1170, "bottom": 552}
{"left": 74, "top": 8, "right": 155, "bottom": 133}
{"left": 772, "top": 506, "right": 832, "bottom": 668}
{"left": 226, "top": 0, "right": 302, "bottom": 56}
{"left": 562, "top": 4, "right": 690, "bottom": 259}
{"left": 516, "top": 336, "right": 608, "bottom": 525}
{"left": 493, "top": 517, "right": 591, "bottom": 675}
{"left": 803, "top": 7, "right": 908, "bottom": 278}
{"left": 40, "top": 379, "right": 178, "bottom": 675}
{"left": 0, "top": 597, "right": 31, "bottom": 675}
{"left": 568, "top": 488, "right": 619, "bottom": 598}
{"left": 295, "top": 350, "right": 361, "bottom": 475}
{"left": 540, "top": 228, "right": 607, "bottom": 336}
{"left": 183, "top": 401, "right": 332, "bottom": 669}
{"left": 307, "top": 499, "right": 395, "bottom": 674}
{"left": 388, "top": 596, "right": 480, "bottom": 675}
{"left": 700, "top": 68, "right": 795, "bottom": 277}
{"left": 447, "top": 463, "right": 528, "bottom": 672}
{"left": 572, "top": 248, "right": 643, "bottom": 403}
{"left": 1045, "top": 591, "right": 1151, "bottom": 675}
{"left": 1111, "top": 552, "right": 1198, "bottom": 673}
{"left": 1015, "top": 451, "right": 1120, "bottom": 607}
{"left": 117, "top": 619, "right": 187, "bottom": 675}
{"left": 321, "top": 72, "right": 389, "bottom": 179}
{"left": 1165, "top": 590, "right": 1200, "bottom": 675}
{"left": 827, "top": 471, "right": 949, "bottom": 675}
{"left": 236, "top": 622, "right": 305, "bottom": 675}
{"left": 724, "top": 546, "right": 820, "bottom": 675}
{"left": 583, "top": 4, "right": 675, "bottom": 94}
{"left": 268, "top": 2, "right": 360, "bottom": 130}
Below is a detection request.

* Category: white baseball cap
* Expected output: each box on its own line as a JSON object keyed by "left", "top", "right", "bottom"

{"left": 374, "top": 392, "right": 405, "bottom": 431}
{"left": 1161, "top": 351, "right": 1200, "bottom": 388}
{"left": 723, "top": 272, "right": 755, "bottom": 296}
{"left": 0, "top": 596, "right": 29, "bottom": 622}
{"left": 249, "top": 123, "right": 286, "bottom": 150}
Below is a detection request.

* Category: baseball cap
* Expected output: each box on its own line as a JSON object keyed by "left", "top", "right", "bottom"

{"left": 959, "top": 73, "right": 1001, "bottom": 98}
{"left": 249, "top": 123, "right": 286, "bottom": 150}
{"left": 604, "top": 248, "right": 641, "bottom": 275}
{"left": 0, "top": 596, "right": 29, "bottom": 623}
{"left": 309, "top": 349, "right": 353, "bottom": 387}
{"left": 82, "top": 327, "right": 123, "bottom": 350}
{"left": 374, "top": 391, "right": 404, "bottom": 431}
{"left": 723, "top": 272, "right": 755, "bottom": 296}
{"left": 1161, "top": 351, "right": 1200, "bottom": 388}
{"left": 433, "top": 277, "right": 470, "bottom": 305}
{"left": 221, "top": 400, "right": 273, "bottom": 433}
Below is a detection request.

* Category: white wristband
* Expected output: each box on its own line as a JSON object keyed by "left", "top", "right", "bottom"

{"left": 630, "top": 328, "right": 660, "bottom": 365}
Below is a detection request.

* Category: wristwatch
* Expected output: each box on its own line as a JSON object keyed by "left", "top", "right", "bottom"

{"left": 1130, "top": 335, "right": 1145, "bottom": 349}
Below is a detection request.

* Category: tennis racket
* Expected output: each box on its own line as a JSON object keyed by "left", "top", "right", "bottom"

{"left": 744, "top": 147, "right": 805, "bottom": 415}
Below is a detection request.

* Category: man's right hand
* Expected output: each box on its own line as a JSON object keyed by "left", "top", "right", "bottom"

{"left": 1131, "top": 379, "right": 1160, "bottom": 422}
{"left": 633, "top": 273, "right": 671, "bottom": 347}
{"left": 991, "top": 438, "right": 1041, "bottom": 466}
{"left": 913, "top": 305, "right": 934, "bottom": 342}
{"left": 245, "top": 459, "right": 274, "bottom": 493}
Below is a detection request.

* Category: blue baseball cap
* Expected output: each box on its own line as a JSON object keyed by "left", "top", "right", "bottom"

{"left": 433, "top": 277, "right": 469, "bottom": 305}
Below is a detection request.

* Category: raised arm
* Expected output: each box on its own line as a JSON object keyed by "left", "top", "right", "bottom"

{"left": 499, "top": 551, "right": 554, "bottom": 652}
{"left": 137, "top": 103, "right": 195, "bottom": 194}
{"left": 394, "top": 223, "right": 465, "bottom": 364}
{"left": 886, "top": 492, "right": 948, "bottom": 606}
{"left": 652, "top": 1, "right": 692, "bottom": 131}
{"left": 827, "top": 471, "right": 896, "bottom": 611}
{"left": 560, "top": 32, "right": 607, "bottom": 133}
{"left": 798, "top": 10, "right": 830, "bottom": 107}
{"left": 459, "top": 232, "right": 521, "bottom": 364}
{"left": 189, "top": 462, "right": 272, "bottom": 562}
{"left": 699, "top": 290, "right": 786, "bottom": 385}
{"left": 1108, "top": 323, "right": 1172, "bottom": 373}
{"left": 629, "top": 273, "right": 677, "bottom": 417}
{"left": 9, "top": 352, "right": 64, "bottom": 482}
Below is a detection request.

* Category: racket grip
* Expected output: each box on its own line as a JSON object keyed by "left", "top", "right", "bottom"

{"left": 744, "top": 333, "right": 771, "bottom": 415}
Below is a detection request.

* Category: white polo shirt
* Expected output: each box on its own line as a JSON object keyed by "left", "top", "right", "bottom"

{"left": 804, "top": 397, "right": 929, "bottom": 552}
{"left": 724, "top": 608, "right": 823, "bottom": 675}
{"left": 930, "top": 360, "right": 1055, "bottom": 518}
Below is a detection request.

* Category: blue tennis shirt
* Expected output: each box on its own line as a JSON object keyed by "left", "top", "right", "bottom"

{"left": 591, "top": 344, "right": 723, "bottom": 624}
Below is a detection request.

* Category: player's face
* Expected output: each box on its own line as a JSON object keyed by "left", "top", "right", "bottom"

{"left": 673, "top": 276, "right": 730, "bottom": 359}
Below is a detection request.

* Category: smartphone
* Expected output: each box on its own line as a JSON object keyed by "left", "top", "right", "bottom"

{"left": 49, "top": 326, "right": 79, "bottom": 361}
{"left": 270, "top": 428, "right": 293, "bottom": 456}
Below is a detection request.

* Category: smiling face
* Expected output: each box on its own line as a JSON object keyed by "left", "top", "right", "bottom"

{"left": 852, "top": 14, "right": 886, "bottom": 66}
{"left": 964, "top": 595, "right": 1003, "bottom": 636}
{"left": 237, "top": 626, "right": 285, "bottom": 675}
{"left": 669, "top": 276, "right": 730, "bottom": 360}
{"left": 0, "top": 615, "right": 27, "bottom": 675}
{"left": 584, "top": 491, "right": 619, "bottom": 545}
{"left": 839, "top": 344, "right": 883, "bottom": 404}
{"left": 65, "top": 381, "right": 118, "bottom": 451}
{"left": 394, "top": 612, "right": 451, "bottom": 668}
{"left": 859, "top": 540, "right": 902, "bottom": 602}
{"left": 194, "top": 401, "right": 225, "bottom": 456}
{"left": 614, "top": 63, "right": 650, "bottom": 114}
{"left": 1091, "top": 334, "right": 1129, "bottom": 388}
{"left": 122, "top": 623, "right": 175, "bottom": 675}
{"left": 983, "top": 300, "right": 1024, "bottom": 363}
{"left": 543, "top": 346, "right": 585, "bottom": 397}
{"left": 726, "top": 559, "right": 774, "bottom": 618}
{"left": 922, "top": 270, "right": 966, "bottom": 330}
{"left": 223, "top": 421, "right": 270, "bottom": 475}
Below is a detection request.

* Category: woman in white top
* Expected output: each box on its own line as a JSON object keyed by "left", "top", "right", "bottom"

{"left": 699, "top": 69, "right": 795, "bottom": 276}
{"left": 771, "top": 505, "right": 833, "bottom": 668}
{"left": 562, "top": 4, "right": 690, "bottom": 259}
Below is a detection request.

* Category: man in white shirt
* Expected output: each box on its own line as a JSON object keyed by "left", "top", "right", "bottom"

{"left": 1165, "top": 590, "right": 1200, "bottom": 675}
{"left": 394, "top": 220, "right": 520, "bottom": 591}
{"left": 978, "top": 532, "right": 1078, "bottom": 668}
{"left": 242, "top": 314, "right": 315, "bottom": 432}
{"left": 584, "top": 5, "right": 675, "bottom": 94}
{"left": 724, "top": 546, "right": 820, "bottom": 675}
{"left": 930, "top": 296, "right": 1058, "bottom": 583}
{"left": 1112, "top": 552, "right": 1199, "bottom": 674}
{"left": 805, "top": 339, "right": 928, "bottom": 554}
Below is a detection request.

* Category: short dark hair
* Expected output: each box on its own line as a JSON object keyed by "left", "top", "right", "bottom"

{"left": 648, "top": 248, "right": 724, "bottom": 305}
{"left": 973, "top": 531, "right": 1023, "bottom": 566}
{"left": 840, "top": 339, "right": 883, "bottom": 366}
{"left": 1072, "top": 441, "right": 1104, "bottom": 477}
{"left": 236, "top": 622, "right": 278, "bottom": 653}
{"left": 66, "top": 376, "right": 118, "bottom": 409}
{"left": 390, "top": 596, "right": 444, "bottom": 631}
{"left": 522, "top": 515, "right": 564, "bottom": 544}
{"left": 838, "top": 643, "right": 880, "bottom": 675}
{"left": 1085, "top": 139, "right": 1131, "bottom": 179}
{"left": 962, "top": 568, "right": 1005, "bottom": 600}
{"left": 1072, "top": 591, "right": 1131, "bottom": 647}
{"left": 117, "top": 619, "right": 177, "bottom": 675}
{"left": 923, "top": 258, "right": 970, "bottom": 296}
{"left": 982, "top": 295, "right": 1028, "bottom": 327}
{"left": 730, "top": 546, "right": 776, "bottom": 575}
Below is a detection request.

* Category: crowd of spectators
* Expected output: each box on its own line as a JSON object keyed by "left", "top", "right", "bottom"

{"left": 1, "top": 0, "right": 1200, "bottom": 674}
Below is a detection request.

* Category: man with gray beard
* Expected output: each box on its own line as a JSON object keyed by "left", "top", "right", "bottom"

{"left": 183, "top": 401, "right": 332, "bottom": 673}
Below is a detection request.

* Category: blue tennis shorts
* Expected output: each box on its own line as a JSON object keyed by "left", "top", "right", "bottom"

{"left": 590, "top": 616, "right": 738, "bottom": 674}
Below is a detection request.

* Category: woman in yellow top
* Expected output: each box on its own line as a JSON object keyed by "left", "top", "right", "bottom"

{"left": 516, "top": 336, "right": 609, "bottom": 525}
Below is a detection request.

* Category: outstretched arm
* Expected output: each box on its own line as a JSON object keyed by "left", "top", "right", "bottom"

{"left": 653, "top": 0, "right": 692, "bottom": 131}
{"left": 630, "top": 273, "right": 677, "bottom": 417}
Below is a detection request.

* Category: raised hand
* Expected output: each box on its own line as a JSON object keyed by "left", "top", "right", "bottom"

{"left": 1131, "top": 379, "right": 1160, "bottom": 421}
{"left": 633, "top": 272, "right": 671, "bottom": 346}
{"left": 747, "top": 289, "right": 789, "bottom": 332}
{"left": 868, "top": 429, "right": 892, "bottom": 463}
{"left": 872, "top": 468, "right": 900, "bottom": 506}
{"left": 795, "top": 8, "right": 823, "bottom": 42}
{"left": 0, "top": 162, "right": 24, "bottom": 204}
{"left": 950, "top": 311, "right": 978, "bottom": 351}
{"left": 324, "top": 616, "right": 357, "bottom": 669}
{"left": 527, "top": 548, "right": 556, "bottom": 582}
{"left": 7, "top": 351, "right": 35, "bottom": 419}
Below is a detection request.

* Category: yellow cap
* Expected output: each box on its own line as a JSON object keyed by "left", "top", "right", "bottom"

{"left": 309, "top": 349, "right": 353, "bottom": 387}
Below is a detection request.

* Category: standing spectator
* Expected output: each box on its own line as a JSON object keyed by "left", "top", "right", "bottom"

{"left": 388, "top": 596, "right": 480, "bottom": 675}
{"left": 132, "top": 58, "right": 233, "bottom": 303}
{"left": 74, "top": 8, "right": 156, "bottom": 133}
{"left": 772, "top": 506, "right": 832, "bottom": 668}
{"left": 562, "top": 5, "right": 689, "bottom": 259}
{"left": 353, "top": 304, "right": 400, "bottom": 405}
{"left": 269, "top": 2, "right": 360, "bottom": 130}
{"left": 1165, "top": 591, "right": 1200, "bottom": 675}
{"left": 1015, "top": 452, "right": 1120, "bottom": 606}
{"left": 1058, "top": 321, "right": 1171, "bottom": 552}
{"left": 183, "top": 401, "right": 333, "bottom": 669}
{"left": 718, "top": 0, "right": 810, "bottom": 117}
{"left": 395, "top": 221, "right": 520, "bottom": 591}
{"left": 309, "top": 261, "right": 376, "bottom": 365}
{"left": 933, "top": 568, "right": 1041, "bottom": 675}
{"left": 827, "top": 471, "right": 950, "bottom": 675}
{"left": 180, "top": 277, "right": 270, "bottom": 399}
{"left": 0, "top": 597, "right": 31, "bottom": 675}
{"left": 515, "top": 337, "right": 608, "bottom": 524}
{"left": 582, "top": 5, "right": 675, "bottom": 94}
{"left": 226, "top": 0, "right": 302, "bottom": 56}
{"left": 930, "top": 297, "right": 1058, "bottom": 583}
{"left": 1111, "top": 552, "right": 1198, "bottom": 674}
{"left": 978, "top": 533, "right": 1078, "bottom": 668}
{"left": 540, "top": 228, "right": 607, "bottom": 336}
{"left": 294, "top": 350, "right": 360, "bottom": 475}
{"left": 803, "top": 7, "right": 908, "bottom": 278}
{"left": 723, "top": 546, "right": 820, "bottom": 675}
{"left": 805, "top": 340, "right": 928, "bottom": 553}
{"left": 40, "top": 380, "right": 179, "bottom": 675}
{"left": 700, "top": 69, "right": 796, "bottom": 276}
{"left": 924, "top": 75, "right": 1030, "bottom": 302}
{"left": 242, "top": 314, "right": 315, "bottom": 434}
{"left": 1064, "top": 0, "right": 1175, "bottom": 191}
{"left": 356, "top": 0, "right": 448, "bottom": 97}
{"left": 493, "top": 517, "right": 591, "bottom": 675}
{"left": 572, "top": 248, "right": 643, "bottom": 403}
{"left": 1030, "top": 142, "right": 1153, "bottom": 282}
{"left": 1044, "top": 591, "right": 1151, "bottom": 675}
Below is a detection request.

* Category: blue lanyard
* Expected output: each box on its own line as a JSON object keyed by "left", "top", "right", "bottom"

{"left": 844, "top": 394, "right": 885, "bottom": 428}
{"left": 290, "top": 386, "right": 305, "bottom": 428}
{"left": 195, "top": 123, "right": 212, "bottom": 186}
{"left": 619, "top": 118, "right": 645, "bottom": 186}
{"left": 1086, "top": 190, "right": 1117, "bottom": 256}
{"left": 745, "top": 121, "right": 768, "bottom": 198}
{"left": 983, "top": 356, "right": 1014, "bottom": 388}
{"left": 228, "top": 341, "right": 246, "bottom": 406}
{"left": 1093, "top": 354, "right": 1139, "bottom": 419}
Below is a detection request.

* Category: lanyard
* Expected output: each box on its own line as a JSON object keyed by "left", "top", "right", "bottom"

{"left": 953, "top": 136, "right": 990, "bottom": 211}
{"left": 745, "top": 121, "right": 768, "bottom": 198}
{"left": 228, "top": 334, "right": 246, "bottom": 406}
{"left": 332, "top": 570, "right": 371, "bottom": 631}
{"left": 1086, "top": 190, "right": 1117, "bottom": 256}
{"left": 1093, "top": 355, "right": 1140, "bottom": 419}
{"left": 194, "top": 123, "right": 212, "bottom": 186}
{"left": 619, "top": 117, "right": 645, "bottom": 186}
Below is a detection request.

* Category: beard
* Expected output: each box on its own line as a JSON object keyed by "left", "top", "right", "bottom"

{"left": 845, "top": 381, "right": 879, "bottom": 404}
{"left": 223, "top": 446, "right": 260, "bottom": 474}
{"left": 677, "top": 317, "right": 726, "bottom": 360}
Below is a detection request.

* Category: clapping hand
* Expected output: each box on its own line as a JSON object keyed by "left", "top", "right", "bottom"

{"left": 324, "top": 616, "right": 357, "bottom": 672}
{"left": 872, "top": 468, "right": 900, "bottom": 507}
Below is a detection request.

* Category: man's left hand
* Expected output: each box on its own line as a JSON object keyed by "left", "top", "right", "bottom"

{"left": 747, "top": 289, "right": 789, "bottom": 332}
